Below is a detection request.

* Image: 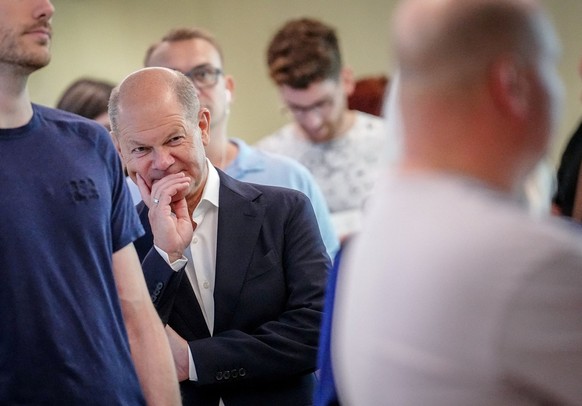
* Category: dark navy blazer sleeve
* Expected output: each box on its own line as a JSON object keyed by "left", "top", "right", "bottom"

{"left": 133, "top": 202, "right": 186, "bottom": 325}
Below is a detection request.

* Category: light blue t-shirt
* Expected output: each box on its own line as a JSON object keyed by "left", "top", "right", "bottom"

{"left": 226, "top": 138, "right": 339, "bottom": 260}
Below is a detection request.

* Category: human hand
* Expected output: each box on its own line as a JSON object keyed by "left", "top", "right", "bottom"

{"left": 137, "top": 172, "right": 193, "bottom": 262}
{"left": 165, "top": 325, "right": 190, "bottom": 382}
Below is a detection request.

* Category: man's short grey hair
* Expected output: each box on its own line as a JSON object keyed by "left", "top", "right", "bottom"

{"left": 108, "top": 69, "right": 200, "bottom": 136}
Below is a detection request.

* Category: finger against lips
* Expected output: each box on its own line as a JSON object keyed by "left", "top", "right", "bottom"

{"left": 151, "top": 176, "right": 191, "bottom": 205}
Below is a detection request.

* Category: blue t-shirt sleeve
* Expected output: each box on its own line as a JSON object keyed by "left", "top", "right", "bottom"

{"left": 102, "top": 130, "right": 145, "bottom": 251}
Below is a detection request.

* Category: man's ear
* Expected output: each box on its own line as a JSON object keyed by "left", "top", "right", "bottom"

{"left": 225, "top": 75, "right": 235, "bottom": 104}
{"left": 490, "top": 56, "right": 530, "bottom": 121}
{"left": 341, "top": 67, "right": 356, "bottom": 97}
{"left": 198, "top": 108, "right": 211, "bottom": 147}
{"left": 110, "top": 131, "right": 124, "bottom": 158}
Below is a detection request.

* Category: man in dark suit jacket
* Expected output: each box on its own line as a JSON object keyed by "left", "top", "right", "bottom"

{"left": 109, "top": 67, "right": 330, "bottom": 406}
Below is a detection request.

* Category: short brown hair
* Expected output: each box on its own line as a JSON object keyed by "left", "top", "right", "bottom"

{"left": 144, "top": 27, "right": 224, "bottom": 67}
{"left": 56, "top": 78, "right": 115, "bottom": 120}
{"left": 267, "top": 18, "right": 342, "bottom": 89}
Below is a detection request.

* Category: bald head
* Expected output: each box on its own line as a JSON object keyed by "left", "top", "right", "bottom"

{"left": 109, "top": 67, "right": 200, "bottom": 136}
{"left": 393, "top": 0, "right": 552, "bottom": 89}
{"left": 392, "top": 0, "right": 562, "bottom": 194}
{"left": 108, "top": 67, "right": 212, "bottom": 209}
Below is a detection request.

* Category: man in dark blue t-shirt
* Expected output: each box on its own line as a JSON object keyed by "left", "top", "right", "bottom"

{"left": 0, "top": 2, "right": 180, "bottom": 404}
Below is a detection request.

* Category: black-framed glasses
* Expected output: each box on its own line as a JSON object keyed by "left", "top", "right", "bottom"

{"left": 282, "top": 96, "right": 335, "bottom": 119}
{"left": 183, "top": 64, "right": 223, "bottom": 89}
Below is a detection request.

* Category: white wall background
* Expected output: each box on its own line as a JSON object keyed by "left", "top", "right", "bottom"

{"left": 29, "top": 0, "right": 582, "bottom": 163}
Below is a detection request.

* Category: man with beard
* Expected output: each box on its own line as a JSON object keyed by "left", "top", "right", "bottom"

{"left": 0, "top": 1, "right": 180, "bottom": 404}
{"left": 257, "top": 18, "right": 394, "bottom": 242}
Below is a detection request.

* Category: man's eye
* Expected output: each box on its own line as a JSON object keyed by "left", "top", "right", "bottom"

{"left": 194, "top": 70, "right": 211, "bottom": 80}
{"left": 131, "top": 146, "right": 147, "bottom": 154}
{"left": 168, "top": 136, "right": 184, "bottom": 145}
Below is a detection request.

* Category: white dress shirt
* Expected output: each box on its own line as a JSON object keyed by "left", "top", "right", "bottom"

{"left": 156, "top": 159, "right": 220, "bottom": 381}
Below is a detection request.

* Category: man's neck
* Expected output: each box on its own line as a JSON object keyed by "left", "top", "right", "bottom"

{"left": 186, "top": 163, "right": 210, "bottom": 219}
{"left": 337, "top": 109, "right": 357, "bottom": 137}
{"left": 205, "top": 124, "right": 239, "bottom": 170}
{"left": 0, "top": 68, "right": 33, "bottom": 128}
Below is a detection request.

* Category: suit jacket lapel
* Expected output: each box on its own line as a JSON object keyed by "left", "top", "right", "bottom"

{"left": 213, "top": 171, "right": 265, "bottom": 333}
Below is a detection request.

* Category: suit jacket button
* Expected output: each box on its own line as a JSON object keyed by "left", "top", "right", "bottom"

{"left": 156, "top": 282, "right": 164, "bottom": 290}
{"left": 223, "top": 370, "right": 230, "bottom": 380}
{"left": 238, "top": 368, "right": 246, "bottom": 377}
{"left": 231, "top": 369, "right": 238, "bottom": 378}
{"left": 216, "top": 371, "right": 223, "bottom": 381}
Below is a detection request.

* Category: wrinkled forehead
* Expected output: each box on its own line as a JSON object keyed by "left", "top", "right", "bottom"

{"left": 116, "top": 92, "right": 191, "bottom": 136}
{"left": 149, "top": 38, "right": 223, "bottom": 70}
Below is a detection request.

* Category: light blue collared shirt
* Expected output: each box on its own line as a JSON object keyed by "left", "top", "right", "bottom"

{"left": 226, "top": 138, "right": 339, "bottom": 259}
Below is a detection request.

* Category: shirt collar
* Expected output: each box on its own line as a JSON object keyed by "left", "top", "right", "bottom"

{"left": 193, "top": 158, "right": 220, "bottom": 221}
{"left": 227, "top": 138, "right": 266, "bottom": 175}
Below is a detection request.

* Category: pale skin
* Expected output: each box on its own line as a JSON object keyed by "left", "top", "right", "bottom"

{"left": 0, "top": 2, "right": 181, "bottom": 404}
{"left": 112, "top": 245, "right": 183, "bottom": 404}
{"left": 113, "top": 67, "right": 213, "bottom": 382}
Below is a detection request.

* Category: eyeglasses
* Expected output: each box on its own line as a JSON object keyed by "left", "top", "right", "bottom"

{"left": 282, "top": 96, "right": 335, "bottom": 119}
{"left": 182, "top": 64, "right": 223, "bottom": 89}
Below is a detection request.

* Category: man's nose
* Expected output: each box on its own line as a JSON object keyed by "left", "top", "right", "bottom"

{"left": 152, "top": 148, "right": 175, "bottom": 171}
{"left": 35, "top": 0, "right": 55, "bottom": 21}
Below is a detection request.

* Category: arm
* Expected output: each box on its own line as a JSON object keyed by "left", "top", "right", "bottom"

{"left": 165, "top": 325, "right": 190, "bottom": 382}
{"left": 140, "top": 246, "right": 186, "bottom": 324}
{"left": 135, "top": 172, "right": 193, "bottom": 323}
{"left": 112, "top": 243, "right": 182, "bottom": 405}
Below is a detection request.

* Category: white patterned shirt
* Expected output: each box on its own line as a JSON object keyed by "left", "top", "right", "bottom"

{"left": 257, "top": 111, "right": 391, "bottom": 238}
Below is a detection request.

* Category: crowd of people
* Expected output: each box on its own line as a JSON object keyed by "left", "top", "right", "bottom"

{"left": 2, "top": 0, "right": 582, "bottom": 405}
